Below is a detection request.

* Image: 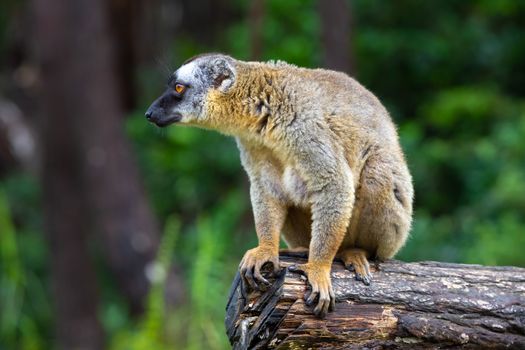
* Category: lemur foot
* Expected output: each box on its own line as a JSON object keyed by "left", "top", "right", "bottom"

{"left": 239, "top": 246, "right": 280, "bottom": 292}
{"left": 288, "top": 262, "right": 335, "bottom": 319}
{"left": 339, "top": 248, "right": 371, "bottom": 285}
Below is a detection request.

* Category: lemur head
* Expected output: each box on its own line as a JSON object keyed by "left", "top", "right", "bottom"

{"left": 145, "top": 53, "right": 236, "bottom": 127}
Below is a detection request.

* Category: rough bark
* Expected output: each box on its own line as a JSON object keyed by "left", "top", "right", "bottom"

{"left": 226, "top": 253, "right": 525, "bottom": 349}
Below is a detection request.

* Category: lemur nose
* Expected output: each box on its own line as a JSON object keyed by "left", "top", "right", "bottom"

{"left": 145, "top": 111, "right": 153, "bottom": 120}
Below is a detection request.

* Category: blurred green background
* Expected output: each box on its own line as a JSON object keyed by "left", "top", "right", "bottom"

{"left": 1, "top": 0, "right": 524, "bottom": 349}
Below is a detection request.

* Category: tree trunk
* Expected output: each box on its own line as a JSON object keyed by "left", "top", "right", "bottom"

{"left": 34, "top": 0, "right": 107, "bottom": 347}
{"left": 34, "top": 0, "right": 164, "bottom": 346}
{"left": 318, "top": 0, "right": 354, "bottom": 74}
{"left": 73, "top": 0, "right": 161, "bottom": 311}
{"left": 249, "top": 0, "right": 265, "bottom": 60}
{"left": 226, "top": 253, "right": 525, "bottom": 349}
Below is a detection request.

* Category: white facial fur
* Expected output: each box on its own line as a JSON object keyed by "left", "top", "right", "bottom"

{"left": 171, "top": 61, "right": 200, "bottom": 123}
{"left": 175, "top": 61, "right": 197, "bottom": 83}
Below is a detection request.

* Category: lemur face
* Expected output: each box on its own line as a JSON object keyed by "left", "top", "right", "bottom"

{"left": 145, "top": 54, "right": 235, "bottom": 127}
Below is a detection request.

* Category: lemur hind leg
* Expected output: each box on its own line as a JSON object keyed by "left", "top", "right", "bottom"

{"left": 338, "top": 248, "right": 371, "bottom": 285}
{"left": 341, "top": 152, "right": 413, "bottom": 285}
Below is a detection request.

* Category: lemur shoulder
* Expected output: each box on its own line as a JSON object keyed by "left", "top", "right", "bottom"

{"left": 146, "top": 53, "right": 414, "bottom": 318}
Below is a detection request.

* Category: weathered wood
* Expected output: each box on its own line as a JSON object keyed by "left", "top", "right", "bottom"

{"left": 225, "top": 253, "right": 525, "bottom": 349}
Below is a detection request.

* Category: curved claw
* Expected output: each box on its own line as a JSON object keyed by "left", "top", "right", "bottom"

{"left": 244, "top": 265, "right": 258, "bottom": 290}
{"left": 288, "top": 264, "right": 306, "bottom": 275}
{"left": 239, "top": 246, "right": 280, "bottom": 292}
{"left": 340, "top": 249, "right": 372, "bottom": 286}
{"left": 355, "top": 271, "right": 371, "bottom": 285}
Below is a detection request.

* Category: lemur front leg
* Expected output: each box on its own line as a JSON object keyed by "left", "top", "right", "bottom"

{"left": 239, "top": 180, "right": 286, "bottom": 291}
{"left": 288, "top": 136, "right": 355, "bottom": 318}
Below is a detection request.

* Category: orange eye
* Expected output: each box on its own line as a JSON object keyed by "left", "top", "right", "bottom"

{"left": 175, "top": 84, "right": 186, "bottom": 94}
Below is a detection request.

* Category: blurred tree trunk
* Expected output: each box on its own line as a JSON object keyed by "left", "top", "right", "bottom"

{"left": 249, "top": 0, "right": 265, "bottom": 60}
{"left": 318, "top": 0, "right": 354, "bottom": 74}
{"left": 34, "top": 0, "right": 163, "bottom": 347}
{"left": 74, "top": 0, "right": 161, "bottom": 313}
{"left": 33, "top": 0, "right": 106, "bottom": 347}
{"left": 179, "top": 0, "right": 232, "bottom": 46}
{"left": 108, "top": 0, "right": 165, "bottom": 110}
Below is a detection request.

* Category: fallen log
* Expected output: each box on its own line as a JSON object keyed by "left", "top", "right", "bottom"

{"left": 225, "top": 252, "right": 525, "bottom": 349}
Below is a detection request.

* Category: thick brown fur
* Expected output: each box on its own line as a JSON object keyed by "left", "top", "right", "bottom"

{"left": 206, "top": 58, "right": 413, "bottom": 317}
{"left": 147, "top": 54, "right": 414, "bottom": 318}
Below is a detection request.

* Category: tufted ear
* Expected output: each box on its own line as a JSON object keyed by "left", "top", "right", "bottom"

{"left": 210, "top": 57, "right": 236, "bottom": 93}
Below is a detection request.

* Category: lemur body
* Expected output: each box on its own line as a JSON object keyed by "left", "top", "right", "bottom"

{"left": 146, "top": 54, "right": 414, "bottom": 318}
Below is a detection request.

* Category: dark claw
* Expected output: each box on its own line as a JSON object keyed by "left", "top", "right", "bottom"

{"left": 362, "top": 276, "right": 371, "bottom": 285}
{"left": 306, "top": 291, "right": 318, "bottom": 306}
{"left": 288, "top": 264, "right": 299, "bottom": 272}
{"left": 304, "top": 288, "right": 312, "bottom": 302}
{"left": 259, "top": 279, "right": 271, "bottom": 287}
{"left": 329, "top": 296, "right": 336, "bottom": 312}
{"left": 329, "top": 289, "right": 336, "bottom": 312}
{"left": 240, "top": 278, "right": 248, "bottom": 299}
{"left": 240, "top": 268, "right": 250, "bottom": 292}
{"left": 314, "top": 300, "right": 328, "bottom": 319}
{"left": 254, "top": 268, "right": 270, "bottom": 286}
{"left": 356, "top": 273, "right": 371, "bottom": 286}
{"left": 288, "top": 264, "right": 306, "bottom": 274}
{"left": 245, "top": 267, "right": 258, "bottom": 290}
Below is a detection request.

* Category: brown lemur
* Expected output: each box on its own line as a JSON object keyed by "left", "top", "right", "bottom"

{"left": 145, "top": 53, "right": 413, "bottom": 318}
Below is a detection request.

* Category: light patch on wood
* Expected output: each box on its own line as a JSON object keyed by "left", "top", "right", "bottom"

{"left": 395, "top": 336, "right": 423, "bottom": 344}
{"left": 459, "top": 333, "right": 469, "bottom": 344}
{"left": 442, "top": 278, "right": 467, "bottom": 290}
{"left": 375, "top": 306, "right": 398, "bottom": 338}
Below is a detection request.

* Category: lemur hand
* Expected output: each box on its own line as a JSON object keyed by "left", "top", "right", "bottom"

{"left": 239, "top": 246, "right": 280, "bottom": 291}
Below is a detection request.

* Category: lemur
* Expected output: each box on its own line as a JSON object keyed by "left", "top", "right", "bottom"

{"left": 145, "top": 53, "right": 413, "bottom": 318}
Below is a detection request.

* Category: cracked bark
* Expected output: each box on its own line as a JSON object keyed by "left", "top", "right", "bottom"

{"left": 225, "top": 252, "right": 525, "bottom": 349}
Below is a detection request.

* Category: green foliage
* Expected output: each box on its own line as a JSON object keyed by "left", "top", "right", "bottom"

{"left": 398, "top": 87, "right": 525, "bottom": 263}
{"left": 0, "top": 189, "right": 23, "bottom": 346}
{"left": 105, "top": 192, "right": 248, "bottom": 350}
{"left": 0, "top": 186, "right": 49, "bottom": 350}
{"left": 185, "top": 191, "right": 247, "bottom": 350}
{"left": 126, "top": 112, "right": 244, "bottom": 220}
{"left": 0, "top": 176, "right": 50, "bottom": 350}
{"left": 109, "top": 216, "right": 180, "bottom": 350}
{"left": 225, "top": 0, "right": 320, "bottom": 65}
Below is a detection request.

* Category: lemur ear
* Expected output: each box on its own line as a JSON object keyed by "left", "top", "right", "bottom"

{"left": 211, "top": 57, "right": 235, "bottom": 93}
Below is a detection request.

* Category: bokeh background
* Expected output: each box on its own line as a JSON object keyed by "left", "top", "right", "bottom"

{"left": 1, "top": 0, "right": 524, "bottom": 349}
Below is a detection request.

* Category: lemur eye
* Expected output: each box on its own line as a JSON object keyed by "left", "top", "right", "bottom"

{"left": 175, "top": 84, "right": 186, "bottom": 94}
